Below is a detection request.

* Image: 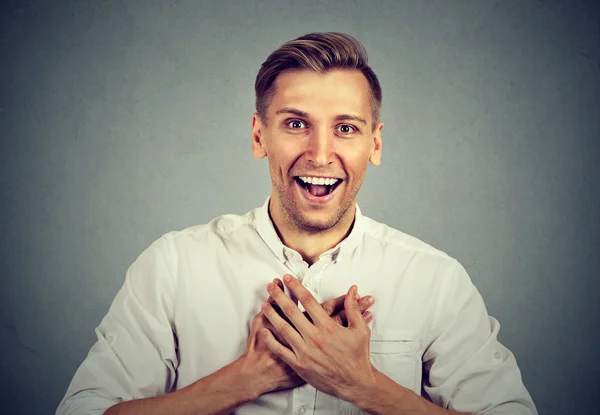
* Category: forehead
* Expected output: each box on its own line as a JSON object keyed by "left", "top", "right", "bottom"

{"left": 269, "top": 69, "right": 372, "bottom": 119}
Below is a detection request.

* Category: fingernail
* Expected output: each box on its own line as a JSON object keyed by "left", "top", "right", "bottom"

{"left": 267, "top": 283, "right": 275, "bottom": 291}
{"left": 283, "top": 274, "right": 292, "bottom": 283}
{"left": 366, "top": 296, "right": 374, "bottom": 305}
{"left": 353, "top": 286, "right": 359, "bottom": 300}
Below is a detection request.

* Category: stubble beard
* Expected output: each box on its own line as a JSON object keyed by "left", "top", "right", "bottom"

{"left": 275, "top": 179, "right": 359, "bottom": 233}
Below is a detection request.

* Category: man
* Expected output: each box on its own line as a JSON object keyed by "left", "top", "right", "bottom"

{"left": 56, "top": 32, "right": 537, "bottom": 414}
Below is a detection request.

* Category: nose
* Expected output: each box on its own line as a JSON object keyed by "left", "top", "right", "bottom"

{"left": 305, "top": 127, "right": 334, "bottom": 166}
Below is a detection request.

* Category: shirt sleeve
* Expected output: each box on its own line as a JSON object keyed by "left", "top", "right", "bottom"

{"left": 422, "top": 260, "right": 538, "bottom": 414}
{"left": 56, "top": 235, "right": 179, "bottom": 415}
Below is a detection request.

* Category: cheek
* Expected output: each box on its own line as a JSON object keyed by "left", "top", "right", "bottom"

{"left": 342, "top": 150, "right": 370, "bottom": 175}
{"left": 266, "top": 150, "right": 294, "bottom": 178}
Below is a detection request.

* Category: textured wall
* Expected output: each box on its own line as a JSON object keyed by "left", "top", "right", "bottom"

{"left": 1, "top": 1, "right": 598, "bottom": 414}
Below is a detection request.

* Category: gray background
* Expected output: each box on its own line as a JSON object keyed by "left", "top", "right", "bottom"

{"left": 1, "top": 0, "right": 598, "bottom": 414}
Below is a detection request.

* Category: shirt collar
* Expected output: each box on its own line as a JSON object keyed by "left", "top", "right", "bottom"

{"left": 254, "top": 195, "right": 365, "bottom": 264}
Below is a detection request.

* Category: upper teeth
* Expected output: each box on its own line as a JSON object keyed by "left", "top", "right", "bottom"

{"left": 299, "top": 177, "right": 340, "bottom": 185}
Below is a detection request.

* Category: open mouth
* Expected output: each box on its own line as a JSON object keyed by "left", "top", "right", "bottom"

{"left": 294, "top": 176, "right": 343, "bottom": 198}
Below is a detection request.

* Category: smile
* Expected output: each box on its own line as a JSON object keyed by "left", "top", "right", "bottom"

{"left": 294, "top": 176, "right": 343, "bottom": 204}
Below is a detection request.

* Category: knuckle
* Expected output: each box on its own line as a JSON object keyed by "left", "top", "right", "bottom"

{"left": 276, "top": 323, "right": 290, "bottom": 336}
{"left": 321, "top": 302, "right": 334, "bottom": 315}
{"left": 299, "top": 293, "right": 314, "bottom": 305}
{"left": 323, "top": 323, "right": 337, "bottom": 335}
{"left": 309, "top": 334, "right": 325, "bottom": 349}
{"left": 282, "top": 304, "right": 296, "bottom": 317}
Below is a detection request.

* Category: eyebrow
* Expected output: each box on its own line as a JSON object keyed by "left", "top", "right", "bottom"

{"left": 275, "top": 107, "right": 367, "bottom": 126}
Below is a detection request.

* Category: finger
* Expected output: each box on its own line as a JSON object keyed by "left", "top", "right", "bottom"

{"left": 268, "top": 277, "right": 316, "bottom": 336}
{"left": 344, "top": 285, "right": 364, "bottom": 329}
{"left": 358, "top": 295, "right": 375, "bottom": 313}
{"left": 259, "top": 313, "right": 291, "bottom": 347}
{"left": 261, "top": 300, "right": 304, "bottom": 350}
{"left": 320, "top": 293, "right": 346, "bottom": 316}
{"left": 321, "top": 293, "right": 373, "bottom": 319}
{"left": 267, "top": 278, "right": 285, "bottom": 304}
{"left": 329, "top": 294, "right": 374, "bottom": 326}
{"left": 331, "top": 309, "right": 373, "bottom": 326}
{"left": 260, "top": 328, "right": 297, "bottom": 367}
{"left": 267, "top": 279, "right": 297, "bottom": 328}
{"left": 282, "top": 274, "right": 329, "bottom": 328}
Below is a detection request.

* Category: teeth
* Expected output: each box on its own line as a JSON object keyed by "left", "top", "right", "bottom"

{"left": 299, "top": 176, "right": 340, "bottom": 185}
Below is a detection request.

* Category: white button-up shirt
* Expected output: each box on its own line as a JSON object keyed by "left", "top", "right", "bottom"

{"left": 56, "top": 197, "right": 537, "bottom": 414}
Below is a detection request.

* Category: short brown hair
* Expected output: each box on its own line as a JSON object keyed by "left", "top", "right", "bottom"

{"left": 255, "top": 32, "right": 382, "bottom": 131}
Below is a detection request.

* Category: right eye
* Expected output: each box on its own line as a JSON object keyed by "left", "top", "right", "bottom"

{"left": 287, "top": 120, "right": 306, "bottom": 129}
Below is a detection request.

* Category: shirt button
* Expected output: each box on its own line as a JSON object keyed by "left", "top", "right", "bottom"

{"left": 494, "top": 352, "right": 501, "bottom": 360}
{"left": 298, "top": 405, "right": 306, "bottom": 414}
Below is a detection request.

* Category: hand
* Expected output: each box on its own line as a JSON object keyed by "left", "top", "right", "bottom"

{"left": 240, "top": 278, "right": 375, "bottom": 398}
{"left": 270, "top": 278, "right": 375, "bottom": 330}
{"left": 259, "top": 274, "right": 376, "bottom": 401}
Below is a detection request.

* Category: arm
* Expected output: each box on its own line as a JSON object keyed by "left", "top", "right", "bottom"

{"left": 56, "top": 238, "right": 374, "bottom": 415}
{"left": 260, "top": 276, "right": 469, "bottom": 415}
{"left": 419, "top": 261, "right": 537, "bottom": 414}
{"left": 57, "top": 236, "right": 257, "bottom": 415}
{"left": 104, "top": 358, "right": 255, "bottom": 415}
{"left": 349, "top": 369, "right": 467, "bottom": 415}
{"left": 56, "top": 235, "right": 180, "bottom": 415}
{"left": 260, "top": 271, "right": 536, "bottom": 415}
{"left": 104, "top": 280, "right": 376, "bottom": 415}
{"left": 353, "top": 262, "right": 537, "bottom": 415}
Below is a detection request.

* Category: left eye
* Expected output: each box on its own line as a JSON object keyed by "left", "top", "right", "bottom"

{"left": 338, "top": 125, "right": 355, "bottom": 134}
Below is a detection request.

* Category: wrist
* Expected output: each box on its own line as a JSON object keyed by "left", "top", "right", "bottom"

{"left": 190, "top": 356, "right": 259, "bottom": 405}
{"left": 234, "top": 354, "right": 268, "bottom": 401}
{"left": 348, "top": 367, "right": 409, "bottom": 414}
{"left": 339, "top": 364, "right": 380, "bottom": 405}
{"left": 234, "top": 355, "right": 263, "bottom": 401}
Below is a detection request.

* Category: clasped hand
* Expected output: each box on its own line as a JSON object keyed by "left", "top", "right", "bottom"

{"left": 260, "top": 274, "right": 376, "bottom": 401}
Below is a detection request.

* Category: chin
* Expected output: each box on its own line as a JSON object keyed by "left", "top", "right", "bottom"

{"left": 293, "top": 205, "right": 348, "bottom": 232}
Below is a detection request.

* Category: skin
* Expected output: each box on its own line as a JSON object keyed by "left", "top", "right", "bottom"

{"left": 105, "top": 281, "right": 375, "bottom": 415}
{"left": 252, "top": 69, "right": 468, "bottom": 414}
{"left": 240, "top": 278, "right": 375, "bottom": 396}
{"left": 104, "top": 69, "right": 466, "bottom": 415}
{"left": 251, "top": 69, "right": 383, "bottom": 265}
{"left": 261, "top": 275, "right": 468, "bottom": 415}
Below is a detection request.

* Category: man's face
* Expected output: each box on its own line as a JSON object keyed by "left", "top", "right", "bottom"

{"left": 252, "top": 69, "right": 383, "bottom": 233}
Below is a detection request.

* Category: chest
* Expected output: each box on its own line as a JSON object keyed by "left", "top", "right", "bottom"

{"left": 171, "top": 255, "right": 437, "bottom": 408}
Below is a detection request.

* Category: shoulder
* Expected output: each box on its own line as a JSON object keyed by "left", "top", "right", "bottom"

{"left": 358, "top": 215, "right": 471, "bottom": 292}
{"left": 361, "top": 215, "right": 455, "bottom": 263}
{"left": 151, "top": 208, "right": 259, "bottom": 255}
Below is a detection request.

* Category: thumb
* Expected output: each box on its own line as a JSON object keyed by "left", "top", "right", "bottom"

{"left": 344, "top": 285, "right": 363, "bottom": 329}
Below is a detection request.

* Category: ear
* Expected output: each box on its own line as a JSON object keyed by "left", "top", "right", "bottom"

{"left": 369, "top": 122, "right": 383, "bottom": 166}
{"left": 251, "top": 113, "right": 267, "bottom": 159}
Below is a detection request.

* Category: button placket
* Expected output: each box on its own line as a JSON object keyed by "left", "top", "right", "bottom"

{"left": 292, "top": 384, "right": 316, "bottom": 415}
{"left": 304, "top": 260, "right": 329, "bottom": 291}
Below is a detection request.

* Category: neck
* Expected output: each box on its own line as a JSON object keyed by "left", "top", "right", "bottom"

{"left": 268, "top": 197, "right": 356, "bottom": 266}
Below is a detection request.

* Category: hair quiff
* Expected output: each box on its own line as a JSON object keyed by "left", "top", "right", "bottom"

{"left": 254, "top": 32, "right": 382, "bottom": 131}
